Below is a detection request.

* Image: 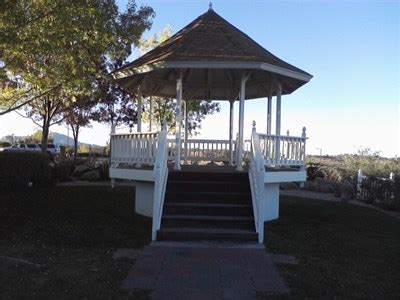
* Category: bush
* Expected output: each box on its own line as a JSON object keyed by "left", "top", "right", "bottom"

{"left": 0, "top": 152, "right": 53, "bottom": 190}
{"left": 52, "top": 158, "right": 75, "bottom": 182}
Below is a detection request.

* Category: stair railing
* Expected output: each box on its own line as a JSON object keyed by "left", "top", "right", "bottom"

{"left": 152, "top": 125, "right": 169, "bottom": 240}
{"left": 249, "top": 121, "right": 266, "bottom": 243}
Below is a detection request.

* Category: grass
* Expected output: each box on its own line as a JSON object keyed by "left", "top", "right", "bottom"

{"left": 1, "top": 187, "right": 399, "bottom": 298}
{"left": 0, "top": 186, "right": 151, "bottom": 299}
{"left": 263, "top": 196, "right": 400, "bottom": 299}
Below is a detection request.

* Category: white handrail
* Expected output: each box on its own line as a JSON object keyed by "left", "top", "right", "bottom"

{"left": 151, "top": 128, "right": 169, "bottom": 241}
{"left": 258, "top": 129, "right": 307, "bottom": 166}
{"left": 110, "top": 132, "right": 159, "bottom": 165}
{"left": 249, "top": 124, "right": 265, "bottom": 243}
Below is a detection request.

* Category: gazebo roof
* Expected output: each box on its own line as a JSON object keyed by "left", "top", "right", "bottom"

{"left": 112, "top": 8, "right": 312, "bottom": 100}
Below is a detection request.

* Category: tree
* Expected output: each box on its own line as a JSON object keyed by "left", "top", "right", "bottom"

{"left": 0, "top": 0, "right": 155, "bottom": 150}
{"left": 138, "top": 26, "right": 220, "bottom": 136}
{"left": 91, "top": 79, "right": 138, "bottom": 134}
{"left": 65, "top": 97, "right": 94, "bottom": 165}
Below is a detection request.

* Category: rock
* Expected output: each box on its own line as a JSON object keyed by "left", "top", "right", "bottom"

{"left": 304, "top": 180, "right": 318, "bottom": 191}
{"left": 340, "top": 181, "right": 354, "bottom": 202}
{"left": 73, "top": 164, "right": 91, "bottom": 175}
{"left": 81, "top": 169, "right": 101, "bottom": 181}
{"left": 315, "top": 177, "right": 337, "bottom": 193}
{"left": 280, "top": 182, "right": 300, "bottom": 190}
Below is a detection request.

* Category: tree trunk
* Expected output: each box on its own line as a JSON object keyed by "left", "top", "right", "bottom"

{"left": 41, "top": 117, "right": 50, "bottom": 154}
{"left": 71, "top": 124, "right": 79, "bottom": 167}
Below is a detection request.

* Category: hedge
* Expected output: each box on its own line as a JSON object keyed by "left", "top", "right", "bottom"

{"left": 0, "top": 152, "right": 53, "bottom": 190}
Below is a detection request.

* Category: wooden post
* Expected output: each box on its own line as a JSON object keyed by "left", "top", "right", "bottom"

{"left": 267, "top": 95, "right": 272, "bottom": 134}
{"left": 237, "top": 74, "right": 247, "bottom": 171}
{"left": 174, "top": 70, "right": 183, "bottom": 170}
{"left": 137, "top": 86, "right": 142, "bottom": 133}
{"left": 184, "top": 100, "right": 188, "bottom": 164}
{"left": 276, "top": 84, "right": 281, "bottom": 136}
{"left": 229, "top": 100, "right": 234, "bottom": 166}
{"left": 275, "top": 84, "right": 281, "bottom": 162}
{"left": 149, "top": 94, "right": 153, "bottom": 132}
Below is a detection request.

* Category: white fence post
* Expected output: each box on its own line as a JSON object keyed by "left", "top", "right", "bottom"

{"left": 357, "top": 169, "right": 363, "bottom": 198}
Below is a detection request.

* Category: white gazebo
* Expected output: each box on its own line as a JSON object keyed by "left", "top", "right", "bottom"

{"left": 109, "top": 7, "right": 312, "bottom": 243}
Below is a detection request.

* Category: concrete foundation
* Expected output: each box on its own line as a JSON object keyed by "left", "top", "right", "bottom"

{"left": 134, "top": 181, "right": 155, "bottom": 217}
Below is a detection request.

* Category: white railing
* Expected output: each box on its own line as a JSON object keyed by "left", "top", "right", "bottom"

{"left": 152, "top": 128, "right": 169, "bottom": 241}
{"left": 259, "top": 127, "right": 307, "bottom": 166}
{"left": 249, "top": 125, "right": 266, "bottom": 243}
{"left": 110, "top": 132, "right": 159, "bottom": 165}
{"left": 168, "top": 139, "right": 232, "bottom": 162}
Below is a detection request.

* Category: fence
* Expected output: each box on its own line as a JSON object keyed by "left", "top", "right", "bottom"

{"left": 357, "top": 170, "right": 399, "bottom": 209}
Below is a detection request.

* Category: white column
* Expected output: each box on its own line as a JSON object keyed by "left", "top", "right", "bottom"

{"left": 275, "top": 84, "right": 282, "bottom": 161}
{"left": 229, "top": 100, "right": 234, "bottom": 166}
{"left": 184, "top": 100, "right": 188, "bottom": 164}
{"left": 237, "top": 74, "right": 247, "bottom": 171}
{"left": 137, "top": 86, "right": 142, "bottom": 133}
{"left": 149, "top": 94, "right": 153, "bottom": 132}
{"left": 275, "top": 84, "right": 281, "bottom": 136}
{"left": 267, "top": 95, "right": 272, "bottom": 134}
{"left": 174, "top": 69, "right": 183, "bottom": 170}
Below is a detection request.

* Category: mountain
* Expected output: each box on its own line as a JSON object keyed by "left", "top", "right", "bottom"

{"left": 51, "top": 132, "right": 103, "bottom": 147}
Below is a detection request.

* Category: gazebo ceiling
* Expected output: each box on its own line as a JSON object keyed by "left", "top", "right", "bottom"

{"left": 111, "top": 8, "right": 313, "bottom": 100}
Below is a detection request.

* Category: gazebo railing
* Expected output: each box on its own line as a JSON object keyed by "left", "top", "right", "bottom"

{"left": 110, "top": 132, "right": 159, "bottom": 165}
{"left": 258, "top": 127, "right": 307, "bottom": 167}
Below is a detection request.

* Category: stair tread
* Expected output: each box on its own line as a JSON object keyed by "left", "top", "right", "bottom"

{"left": 159, "top": 227, "right": 256, "bottom": 234}
{"left": 168, "top": 180, "right": 249, "bottom": 184}
{"left": 166, "top": 191, "right": 250, "bottom": 195}
{"left": 165, "top": 202, "right": 251, "bottom": 208}
{"left": 163, "top": 214, "right": 253, "bottom": 221}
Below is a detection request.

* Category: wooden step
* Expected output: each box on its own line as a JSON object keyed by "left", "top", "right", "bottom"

{"left": 165, "top": 191, "right": 252, "bottom": 204}
{"left": 167, "top": 171, "right": 249, "bottom": 182}
{"left": 164, "top": 202, "right": 253, "bottom": 216}
{"left": 162, "top": 214, "right": 255, "bottom": 230}
{"left": 166, "top": 180, "right": 250, "bottom": 193}
{"left": 157, "top": 227, "right": 258, "bottom": 242}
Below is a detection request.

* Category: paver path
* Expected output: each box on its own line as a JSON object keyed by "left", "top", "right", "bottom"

{"left": 114, "top": 243, "right": 291, "bottom": 300}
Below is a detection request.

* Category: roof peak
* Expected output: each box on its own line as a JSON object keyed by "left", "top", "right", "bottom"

{"left": 208, "top": 2, "right": 213, "bottom": 11}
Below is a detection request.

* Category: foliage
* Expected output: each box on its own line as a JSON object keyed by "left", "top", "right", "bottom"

{"left": 25, "top": 130, "right": 54, "bottom": 144}
{"left": 342, "top": 147, "right": 400, "bottom": 178}
{"left": 52, "top": 158, "right": 75, "bottom": 182}
{"left": 91, "top": 80, "right": 138, "bottom": 133}
{"left": 0, "top": 0, "right": 155, "bottom": 115}
{"left": 0, "top": 0, "right": 155, "bottom": 152}
{"left": 0, "top": 152, "right": 53, "bottom": 190}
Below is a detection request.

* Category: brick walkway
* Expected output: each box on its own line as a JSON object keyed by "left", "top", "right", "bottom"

{"left": 114, "top": 243, "right": 293, "bottom": 299}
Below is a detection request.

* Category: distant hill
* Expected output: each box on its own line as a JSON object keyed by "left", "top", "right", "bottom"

{"left": 51, "top": 132, "right": 102, "bottom": 148}
{"left": 1, "top": 132, "right": 102, "bottom": 148}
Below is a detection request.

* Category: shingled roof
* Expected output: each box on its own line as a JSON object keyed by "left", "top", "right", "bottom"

{"left": 112, "top": 8, "right": 312, "bottom": 100}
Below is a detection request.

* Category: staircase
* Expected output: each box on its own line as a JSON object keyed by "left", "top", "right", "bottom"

{"left": 157, "top": 170, "right": 257, "bottom": 242}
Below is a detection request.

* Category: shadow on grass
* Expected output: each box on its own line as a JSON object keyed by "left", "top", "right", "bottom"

{"left": 264, "top": 196, "right": 400, "bottom": 299}
{"left": 0, "top": 186, "right": 151, "bottom": 299}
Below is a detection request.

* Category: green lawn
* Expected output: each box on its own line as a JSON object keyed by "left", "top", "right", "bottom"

{"left": 264, "top": 196, "right": 400, "bottom": 299}
{"left": 0, "top": 186, "right": 151, "bottom": 299}
{"left": 1, "top": 187, "right": 399, "bottom": 298}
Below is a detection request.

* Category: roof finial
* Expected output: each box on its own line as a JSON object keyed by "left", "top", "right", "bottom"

{"left": 209, "top": 2, "right": 213, "bottom": 11}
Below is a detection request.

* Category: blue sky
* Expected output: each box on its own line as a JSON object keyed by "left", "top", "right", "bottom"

{"left": 1, "top": 0, "right": 398, "bottom": 157}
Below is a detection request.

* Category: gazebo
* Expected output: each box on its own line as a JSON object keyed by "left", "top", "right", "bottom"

{"left": 109, "top": 6, "right": 312, "bottom": 243}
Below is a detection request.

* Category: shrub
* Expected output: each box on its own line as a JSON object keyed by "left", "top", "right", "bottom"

{"left": 99, "top": 160, "right": 110, "bottom": 180}
{"left": 0, "top": 152, "right": 52, "bottom": 190}
{"left": 52, "top": 158, "right": 75, "bottom": 182}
